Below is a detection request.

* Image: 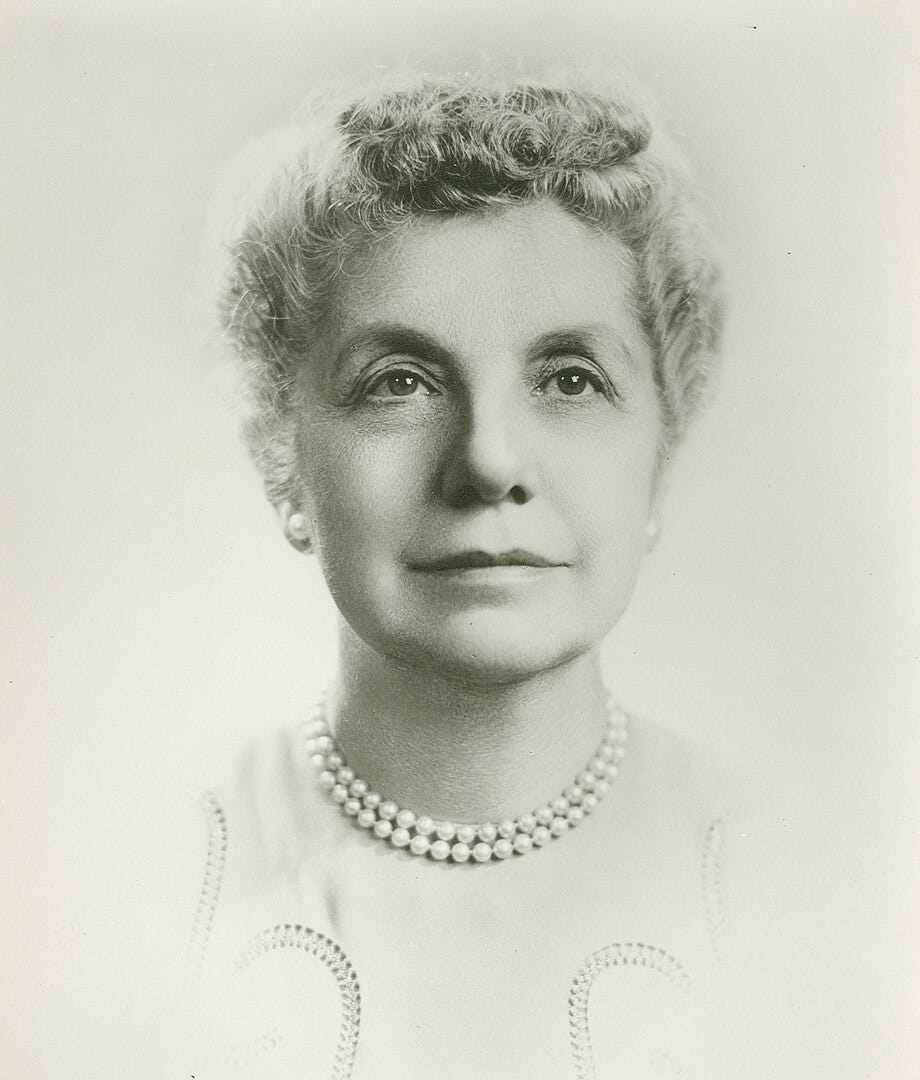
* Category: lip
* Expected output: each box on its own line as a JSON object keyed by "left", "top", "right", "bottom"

{"left": 409, "top": 549, "right": 565, "bottom": 572}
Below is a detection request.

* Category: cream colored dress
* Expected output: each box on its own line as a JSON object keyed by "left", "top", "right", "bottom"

{"left": 172, "top": 714, "right": 836, "bottom": 1079}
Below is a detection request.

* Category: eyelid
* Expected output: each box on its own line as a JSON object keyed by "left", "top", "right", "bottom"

{"left": 535, "top": 355, "right": 618, "bottom": 400}
{"left": 360, "top": 358, "right": 441, "bottom": 399}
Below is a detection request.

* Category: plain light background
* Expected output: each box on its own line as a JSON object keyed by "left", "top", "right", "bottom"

{"left": 2, "top": 0, "right": 918, "bottom": 1074}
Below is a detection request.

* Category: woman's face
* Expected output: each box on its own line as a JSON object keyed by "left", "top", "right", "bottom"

{"left": 292, "top": 200, "right": 661, "bottom": 684}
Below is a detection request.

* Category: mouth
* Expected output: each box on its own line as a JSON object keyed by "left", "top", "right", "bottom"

{"left": 409, "top": 549, "right": 565, "bottom": 572}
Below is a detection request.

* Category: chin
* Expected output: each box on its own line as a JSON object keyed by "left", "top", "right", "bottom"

{"left": 390, "top": 612, "right": 596, "bottom": 687}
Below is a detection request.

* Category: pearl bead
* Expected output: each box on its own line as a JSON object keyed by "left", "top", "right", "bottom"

{"left": 331, "top": 784, "right": 348, "bottom": 804}
{"left": 357, "top": 808, "right": 376, "bottom": 829}
{"left": 456, "top": 824, "right": 477, "bottom": 845}
{"left": 310, "top": 753, "right": 326, "bottom": 768}
{"left": 535, "top": 806, "right": 554, "bottom": 827}
{"left": 436, "top": 822, "right": 457, "bottom": 842}
{"left": 582, "top": 793, "right": 598, "bottom": 814}
{"left": 314, "top": 735, "right": 333, "bottom": 754}
{"left": 532, "top": 826, "right": 551, "bottom": 847}
{"left": 516, "top": 813, "right": 536, "bottom": 834}
{"left": 493, "top": 838, "right": 513, "bottom": 859}
{"left": 349, "top": 779, "right": 368, "bottom": 798}
{"left": 590, "top": 757, "right": 606, "bottom": 775}
{"left": 451, "top": 842, "right": 471, "bottom": 863}
{"left": 396, "top": 808, "right": 417, "bottom": 829}
{"left": 409, "top": 834, "right": 430, "bottom": 856}
{"left": 594, "top": 779, "right": 611, "bottom": 797}
{"left": 304, "top": 738, "right": 317, "bottom": 754}
{"left": 600, "top": 743, "right": 616, "bottom": 761}
{"left": 564, "top": 785, "right": 584, "bottom": 805}
{"left": 391, "top": 827, "right": 411, "bottom": 847}
{"left": 379, "top": 800, "right": 398, "bottom": 820}
{"left": 497, "top": 819, "right": 517, "bottom": 839}
{"left": 613, "top": 745, "right": 626, "bottom": 760}
{"left": 430, "top": 840, "right": 451, "bottom": 861}
{"left": 318, "top": 770, "right": 336, "bottom": 792}
{"left": 374, "top": 819, "right": 393, "bottom": 839}
{"left": 550, "top": 816, "right": 568, "bottom": 836}
{"left": 513, "top": 833, "right": 533, "bottom": 854}
{"left": 551, "top": 796, "right": 570, "bottom": 816}
{"left": 478, "top": 822, "right": 498, "bottom": 843}
{"left": 566, "top": 806, "right": 584, "bottom": 826}
{"left": 336, "top": 767, "right": 356, "bottom": 786}
{"left": 578, "top": 771, "right": 597, "bottom": 791}
{"left": 363, "top": 791, "right": 382, "bottom": 810}
{"left": 415, "top": 816, "right": 436, "bottom": 836}
{"left": 326, "top": 752, "right": 344, "bottom": 771}
{"left": 344, "top": 798, "right": 361, "bottom": 816}
{"left": 604, "top": 763, "right": 619, "bottom": 780}
{"left": 472, "top": 842, "right": 493, "bottom": 863}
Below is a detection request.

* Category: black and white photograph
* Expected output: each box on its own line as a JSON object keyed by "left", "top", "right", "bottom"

{"left": 3, "top": 2, "right": 918, "bottom": 1077}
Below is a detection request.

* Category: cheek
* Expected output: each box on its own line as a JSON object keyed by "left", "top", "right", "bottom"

{"left": 296, "top": 425, "right": 430, "bottom": 555}
{"left": 570, "top": 486, "right": 651, "bottom": 595}
{"left": 545, "top": 420, "right": 658, "bottom": 563}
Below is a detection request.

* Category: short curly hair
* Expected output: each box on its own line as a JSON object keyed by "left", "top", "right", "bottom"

{"left": 219, "top": 67, "right": 724, "bottom": 507}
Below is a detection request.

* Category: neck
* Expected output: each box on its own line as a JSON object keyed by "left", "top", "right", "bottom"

{"left": 329, "top": 623, "right": 611, "bottom": 823}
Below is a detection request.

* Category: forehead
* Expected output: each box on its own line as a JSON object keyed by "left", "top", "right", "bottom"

{"left": 322, "top": 200, "right": 645, "bottom": 353}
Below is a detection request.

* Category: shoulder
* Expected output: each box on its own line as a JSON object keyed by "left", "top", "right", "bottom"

{"left": 635, "top": 727, "right": 875, "bottom": 1075}
{"left": 622, "top": 711, "right": 740, "bottom": 839}
{"left": 186, "top": 722, "right": 339, "bottom": 908}
{"left": 623, "top": 717, "right": 795, "bottom": 936}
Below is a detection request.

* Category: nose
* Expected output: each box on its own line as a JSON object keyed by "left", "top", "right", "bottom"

{"left": 439, "top": 393, "right": 537, "bottom": 508}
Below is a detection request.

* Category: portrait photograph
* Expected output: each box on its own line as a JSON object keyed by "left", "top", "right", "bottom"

{"left": 2, "top": 1, "right": 918, "bottom": 1077}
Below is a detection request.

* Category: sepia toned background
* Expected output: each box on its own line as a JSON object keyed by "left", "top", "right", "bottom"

{"left": 2, "top": 1, "right": 918, "bottom": 1074}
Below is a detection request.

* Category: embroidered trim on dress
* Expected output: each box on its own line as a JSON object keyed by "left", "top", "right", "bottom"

{"left": 235, "top": 924, "right": 361, "bottom": 1080}
{"left": 701, "top": 816, "right": 727, "bottom": 961}
{"left": 567, "top": 942, "right": 691, "bottom": 1080}
{"left": 188, "top": 790, "right": 228, "bottom": 976}
{"left": 227, "top": 1026, "right": 284, "bottom": 1069}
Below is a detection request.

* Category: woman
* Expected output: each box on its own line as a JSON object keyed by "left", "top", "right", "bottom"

{"left": 181, "top": 68, "right": 774, "bottom": 1079}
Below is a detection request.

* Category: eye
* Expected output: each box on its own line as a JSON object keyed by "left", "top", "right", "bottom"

{"left": 366, "top": 368, "right": 433, "bottom": 400}
{"left": 540, "top": 365, "right": 605, "bottom": 399}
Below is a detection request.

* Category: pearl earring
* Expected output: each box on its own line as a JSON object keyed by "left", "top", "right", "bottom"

{"left": 287, "top": 512, "right": 310, "bottom": 541}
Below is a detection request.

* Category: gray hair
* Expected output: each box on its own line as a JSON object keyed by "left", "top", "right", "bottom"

{"left": 219, "top": 67, "right": 724, "bottom": 506}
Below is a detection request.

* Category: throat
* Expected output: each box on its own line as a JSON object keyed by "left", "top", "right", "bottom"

{"left": 328, "top": 631, "right": 611, "bottom": 823}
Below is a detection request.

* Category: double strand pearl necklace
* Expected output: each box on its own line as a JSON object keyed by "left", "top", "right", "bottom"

{"left": 303, "top": 697, "right": 628, "bottom": 864}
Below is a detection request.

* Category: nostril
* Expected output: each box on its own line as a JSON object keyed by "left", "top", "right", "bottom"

{"left": 438, "top": 410, "right": 537, "bottom": 507}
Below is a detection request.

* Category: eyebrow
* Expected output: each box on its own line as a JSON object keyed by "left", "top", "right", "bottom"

{"left": 334, "top": 323, "right": 452, "bottom": 372}
{"left": 526, "top": 327, "right": 639, "bottom": 373}
{"left": 333, "top": 321, "right": 640, "bottom": 374}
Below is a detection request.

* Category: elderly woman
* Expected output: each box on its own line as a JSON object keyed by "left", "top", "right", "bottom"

{"left": 179, "top": 68, "right": 782, "bottom": 1079}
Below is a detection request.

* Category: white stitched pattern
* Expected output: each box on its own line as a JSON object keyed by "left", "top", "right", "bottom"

{"left": 568, "top": 942, "right": 691, "bottom": 1080}
{"left": 235, "top": 924, "right": 361, "bottom": 1080}
{"left": 188, "top": 790, "right": 228, "bottom": 976}
{"left": 227, "top": 1026, "right": 284, "bottom": 1069}
{"left": 701, "top": 816, "right": 726, "bottom": 961}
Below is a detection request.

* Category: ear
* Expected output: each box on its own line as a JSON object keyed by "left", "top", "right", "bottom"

{"left": 279, "top": 500, "right": 312, "bottom": 553}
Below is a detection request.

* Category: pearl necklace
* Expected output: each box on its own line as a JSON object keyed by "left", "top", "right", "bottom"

{"left": 304, "top": 697, "right": 628, "bottom": 863}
